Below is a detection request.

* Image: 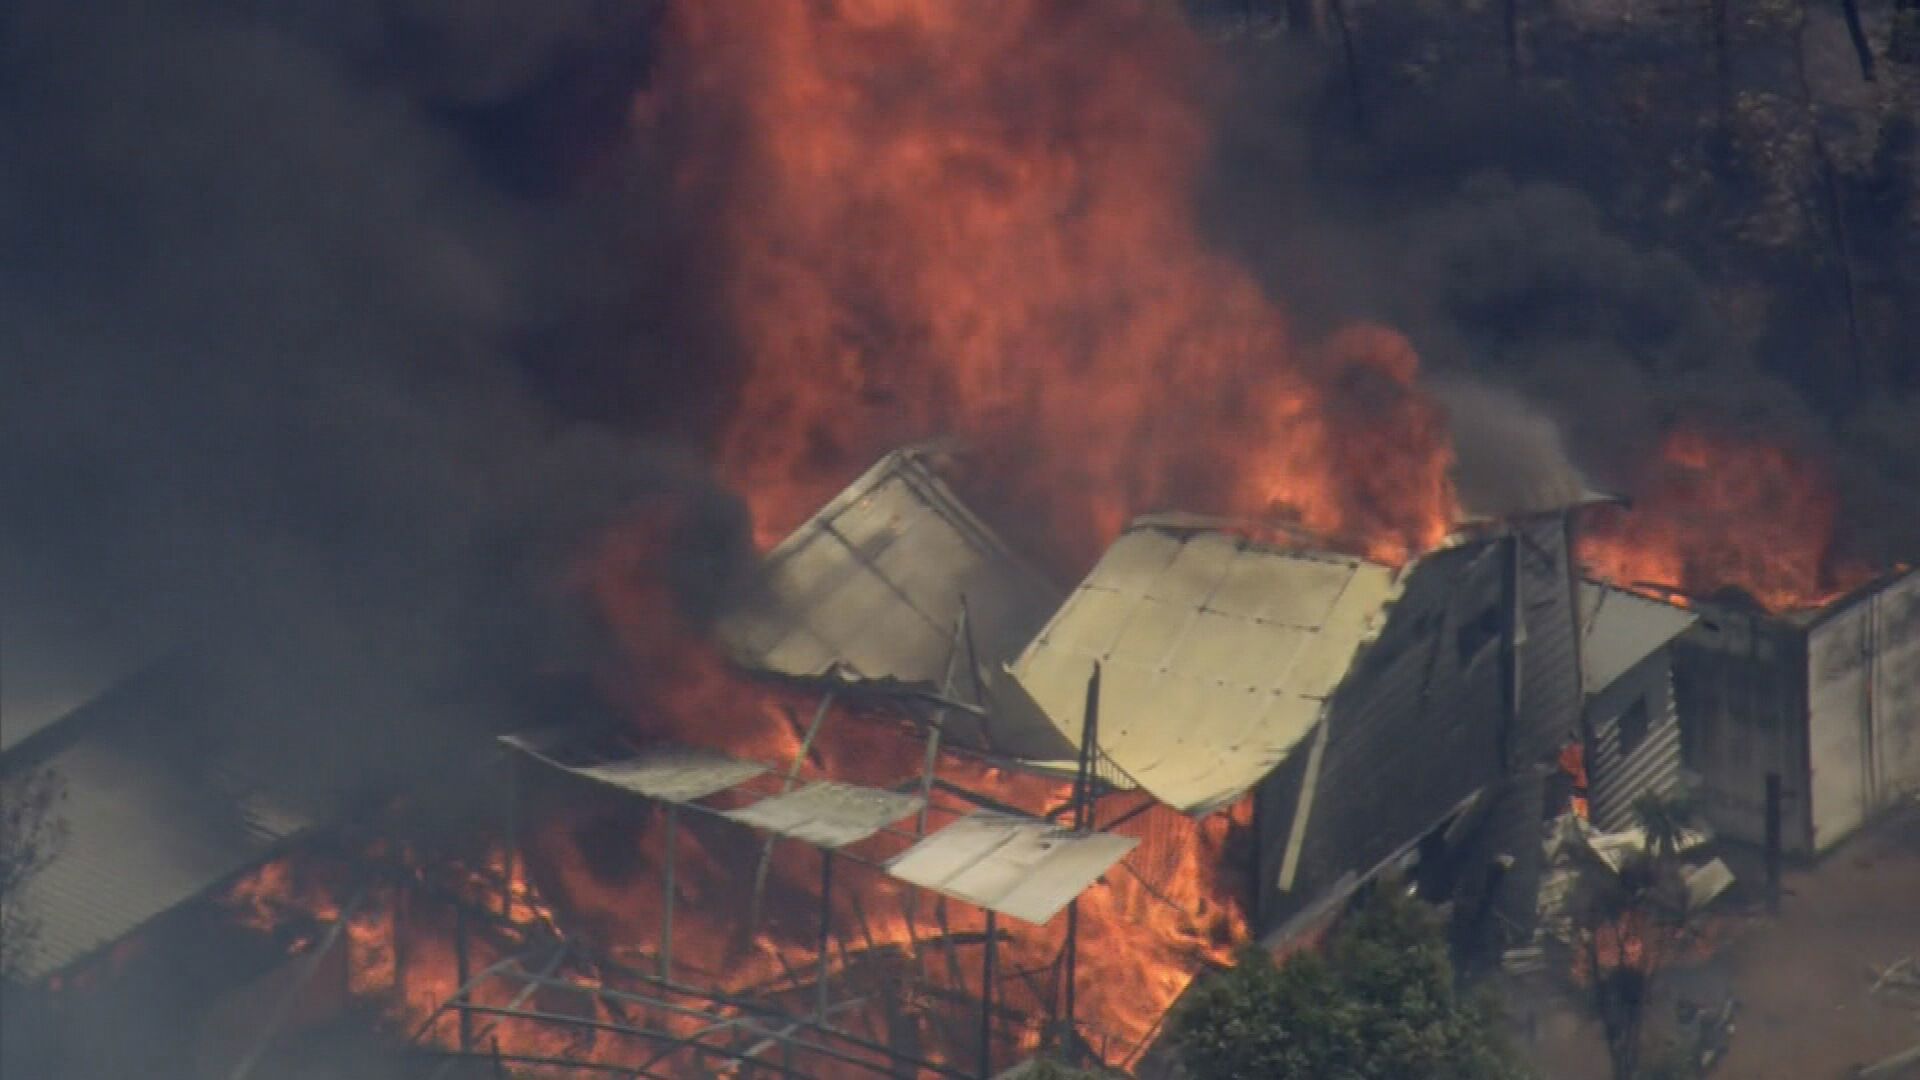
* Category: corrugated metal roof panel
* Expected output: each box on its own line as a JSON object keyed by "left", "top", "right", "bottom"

{"left": 1008, "top": 525, "right": 1403, "bottom": 814}
{"left": 499, "top": 732, "right": 768, "bottom": 804}
{"left": 1579, "top": 582, "right": 1698, "bottom": 695}
{"left": 714, "top": 447, "right": 1067, "bottom": 757}
{"left": 884, "top": 811, "right": 1138, "bottom": 925}
{"left": 721, "top": 782, "right": 923, "bottom": 848}
{"left": 8, "top": 665, "right": 328, "bottom": 981}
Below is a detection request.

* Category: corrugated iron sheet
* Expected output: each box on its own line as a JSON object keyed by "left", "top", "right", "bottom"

{"left": 1579, "top": 582, "right": 1697, "bottom": 695}
{"left": 721, "top": 782, "right": 923, "bottom": 848}
{"left": 1007, "top": 524, "right": 1402, "bottom": 815}
{"left": 7, "top": 663, "right": 331, "bottom": 981}
{"left": 715, "top": 446, "right": 1066, "bottom": 756}
{"left": 884, "top": 811, "right": 1138, "bottom": 925}
{"left": 499, "top": 732, "right": 768, "bottom": 804}
{"left": 1588, "top": 664, "right": 1685, "bottom": 832}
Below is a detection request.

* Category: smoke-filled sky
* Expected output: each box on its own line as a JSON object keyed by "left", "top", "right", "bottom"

{"left": 0, "top": 0, "right": 747, "bottom": 793}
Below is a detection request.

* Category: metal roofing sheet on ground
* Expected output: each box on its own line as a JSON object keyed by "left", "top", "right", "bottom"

{"left": 884, "top": 812, "right": 1138, "bottom": 925}
{"left": 1007, "top": 525, "right": 1403, "bottom": 815}
{"left": 1578, "top": 582, "right": 1698, "bottom": 694}
{"left": 499, "top": 733, "right": 768, "bottom": 804}
{"left": 714, "top": 447, "right": 1067, "bottom": 755}
{"left": 720, "top": 782, "right": 924, "bottom": 848}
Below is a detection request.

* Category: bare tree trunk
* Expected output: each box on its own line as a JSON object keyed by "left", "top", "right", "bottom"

{"left": 1840, "top": 0, "right": 1877, "bottom": 81}
{"left": 1791, "top": 0, "right": 1869, "bottom": 388}
{"left": 1327, "top": 0, "right": 1365, "bottom": 133}
{"left": 1286, "top": 0, "right": 1322, "bottom": 37}
{"left": 1709, "top": 0, "right": 1730, "bottom": 92}
{"left": 1505, "top": 0, "right": 1523, "bottom": 82}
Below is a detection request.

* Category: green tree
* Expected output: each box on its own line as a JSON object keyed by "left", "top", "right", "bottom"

{"left": 1169, "top": 887, "right": 1527, "bottom": 1080}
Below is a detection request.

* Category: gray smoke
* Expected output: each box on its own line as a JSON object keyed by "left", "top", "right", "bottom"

{"left": 1432, "top": 377, "right": 1599, "bottom": 519}
{"left": 1203, "top": 30, "right": 1919, "bottom": 570}
{"left": 0, "top": 0, "right": 744, "bottom": 804}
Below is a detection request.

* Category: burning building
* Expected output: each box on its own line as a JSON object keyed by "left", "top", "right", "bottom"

{"left": 1664, "top": 570, "right": 1920, "bottom": 855}
{"left": 1000, "top": 512, "right": 1583, "bottom": 947}
{"left": 1576, "top": 582, "right": 1699, "bottom": 833}
{"left": 1564, "top": 565, "right": 1920, "bottom": 859}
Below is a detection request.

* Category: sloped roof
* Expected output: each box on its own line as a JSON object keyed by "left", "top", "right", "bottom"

{"left": 1578, "top": 582, "right": 1698, "bottom": 694}
{"left": 714, "top": 445, "right": 1067, "bottom": 756}
{"left": 6, "top": 664, "right": 331, "bottom": 981}
{"left": 0, "top": 607, "right": 162, "bottom": 755}
{"left": 1005, "top": 524, "right": 1404, "bottom": 815}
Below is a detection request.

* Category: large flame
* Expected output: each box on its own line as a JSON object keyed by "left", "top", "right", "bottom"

{"left": 660, "top": 0, "right": 1456, "bottom": 567}
{"left": 1577, "top": 426, "right": 1871, "bottom": 612}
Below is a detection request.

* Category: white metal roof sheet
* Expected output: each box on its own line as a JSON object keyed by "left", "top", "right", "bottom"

{"left": 713, "top": 447, "right": 1066, "bottom": 756}
{"left": 884, "top": 811, "right": 1139, "bottom": 925}
{"left": 498, "top": 732, "right": 769, "bottom": 804}
{"left": 1578, "top": 582, "right": 1698, "bottom": 695}
{"left": 1007, "top": 525, "right": 1402, "bottom": 815}
{"left": 720, "top": 782, "right": 924, "bottom": 848}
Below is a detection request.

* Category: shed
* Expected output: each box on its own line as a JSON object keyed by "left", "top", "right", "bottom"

{"left": 1672, "top": 568, "right": 1920, "bottom": 854}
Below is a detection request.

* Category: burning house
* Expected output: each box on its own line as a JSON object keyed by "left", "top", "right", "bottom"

{"left": 1562, "top": 566, "right": 1920, "bottom": 860}
{"left": 1000, "top": 510, "right": 1588, "bottom": 947}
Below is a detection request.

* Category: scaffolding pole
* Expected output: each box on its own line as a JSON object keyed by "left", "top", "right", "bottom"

{"left": 1062, "top": 662, "right": 1101, "bottom": 1053}
{"left": 979, "top": 910, "right": 998, "bottom": 1080}
{"left": 752, "top": 692, "right": 836, "bottom": 931}
{"left": 818, "top": 849, "right": 836, "bottom": 1024}
{"left": 662, "top": 802, "right": 677, "bottom": 979}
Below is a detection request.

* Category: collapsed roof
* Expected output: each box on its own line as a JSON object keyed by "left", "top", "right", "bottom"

{"left": 714, "top": 444, "right": 1070, "bottom": 757}
{"left": 1001, "top": 521, "right": 1405, "bottom": 816}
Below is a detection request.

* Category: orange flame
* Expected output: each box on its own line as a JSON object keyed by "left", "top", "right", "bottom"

{"left": 1578, "top": 426, "right": 1872, "bottom": 613}
{"left": 655, "top": 0, "right": 1456, "bottom": 568}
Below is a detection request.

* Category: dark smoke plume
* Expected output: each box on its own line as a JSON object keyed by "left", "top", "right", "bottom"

{"left": 1202, "top": 26, "right": 1920, "bottom": 570}
{"left": 0, "top": 0, "right": 743, "bottom": 805}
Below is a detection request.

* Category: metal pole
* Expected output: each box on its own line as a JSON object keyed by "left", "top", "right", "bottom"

{"left": 662, "top": 802, "right": 678, "bottom": 979}
{"left": 1765, "top": 772, "right": 1783, "bottom": 913}
{"left": 979, "top": 911, "right": 997, "bottom": 1080}
{"left": 455, "top": 904, "right": 474, "bottom": 1054}
{"left": 818, "top": 849, "right": 835, "bottom": 1024}
{"left": 1062, "top": 663, "right": 1100, "bottom": 1051}
{"left": 503, "top": 751, "right": 520, "bottom": 919}
{"left": 919, "top": 723, "right": 944, "bottom": 836}
{"left": 753, "top": 693, "right": 836, "bottom": 931}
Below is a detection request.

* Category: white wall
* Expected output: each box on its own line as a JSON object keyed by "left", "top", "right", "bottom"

{"left": 1808, "top": 604, "right": 1870, "bottom": 851}
{"left": 1806, "top": 571, "right": 1920, "bottom": 852}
